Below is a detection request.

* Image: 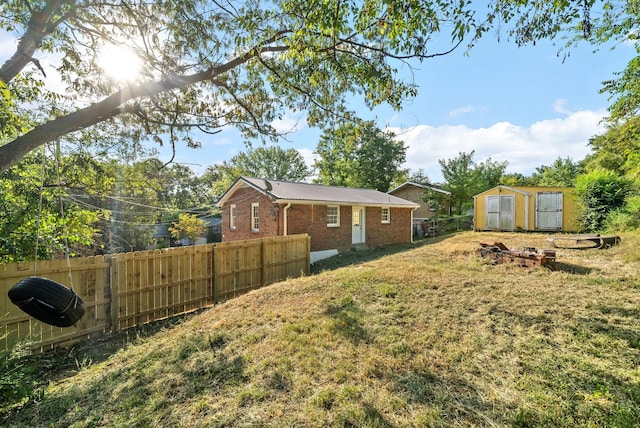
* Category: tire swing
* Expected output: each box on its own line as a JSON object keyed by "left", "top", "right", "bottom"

{"left": 8, "top": 277, "right": 84, "bottom": 327}
{"left": 7, "top": 145, "right": 85, "bottom": 327}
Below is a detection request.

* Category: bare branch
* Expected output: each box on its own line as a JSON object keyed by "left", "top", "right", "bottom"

{"left": 0, "top": 0, "right": 71, "bottom": 83}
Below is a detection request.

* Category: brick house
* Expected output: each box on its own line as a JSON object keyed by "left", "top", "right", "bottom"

{"left": 217, "top": 177, "right": 420, "bottom": 262}
{"left": 387, "top": 181, "right": 451, "bottom": 219}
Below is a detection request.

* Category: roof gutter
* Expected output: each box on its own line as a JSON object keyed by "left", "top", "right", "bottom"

{"left": 275, "top": 199, "right": 420, "bottom": 209}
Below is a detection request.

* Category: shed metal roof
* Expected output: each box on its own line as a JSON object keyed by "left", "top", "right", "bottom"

{"left": 387, "top": 181, "right": 451, "bottom": 196}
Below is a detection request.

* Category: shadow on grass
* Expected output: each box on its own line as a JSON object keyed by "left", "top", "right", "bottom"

{"left": 3, "top": 324, "right": 248, "bottom": 426}
{"left": 550, "top": 261, "right": 596, "bottom": 275}
{"left": 0, "top": 308, "right": 205, "bottom": 419}
{"left": 324, "top": 296, "right": 371, "bottom": 345}
{"left": 311, "top": 236, "right": 450, "bottom": 274}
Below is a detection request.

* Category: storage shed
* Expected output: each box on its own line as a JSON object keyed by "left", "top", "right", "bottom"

{"left": 473, "top": 185, "right": 579, "bottom": 232}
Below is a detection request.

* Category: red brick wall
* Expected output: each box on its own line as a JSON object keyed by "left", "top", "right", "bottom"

{"left": 365, "top": 207, "right": 413, "bottom": 247}
{"left": 285, "top": 204, "right": 353, "bottom": 252}
{"left": 220, "top": 188, "right": 279, "bottom": 241}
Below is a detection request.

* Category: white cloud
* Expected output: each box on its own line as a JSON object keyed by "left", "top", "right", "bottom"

{"left": 271, "top": 111, "right": 306, "bottom": 134}
{"left": 0, "top": 30, "right": 17, "bottom": 59}
{"left": 296, "top": 147, "right": 317, "bottom": 169}
{"left": 553, "top": 98, "right": 571, "bottom": 114}
{"left": 206, "top": 136, "right": 234, "bottom": 147}
{"left": 390, "top": 109, "right": 607, "bottom": 183}
{"left": 448, "top": 105, "right": 475, "bottom": 118}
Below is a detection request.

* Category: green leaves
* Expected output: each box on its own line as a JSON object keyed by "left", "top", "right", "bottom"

{"left": 314, "top": 120, "right": 407, "bottom": 191}
{"left": 0, "top": 0, "right": 490, "bottom": 173}
{"left": 206, "top": 145, "right": 311, "bottom": 197}
{"left": 169, "top": 213, "right": 207, "bottom": 244}
{"left": 575, "top": 169, "right": 631, "bottom": 232}
{"left": 439, "top": 151, "right": 507, "bottom": 214}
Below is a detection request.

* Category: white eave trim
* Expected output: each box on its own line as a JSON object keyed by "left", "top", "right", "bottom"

{"left": 275, "top": 199, "right": 420, "bottom": 209}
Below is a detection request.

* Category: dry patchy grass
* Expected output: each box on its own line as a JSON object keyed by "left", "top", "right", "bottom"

{"left": 2, "top": 231, "right": 640, "bottom": 427}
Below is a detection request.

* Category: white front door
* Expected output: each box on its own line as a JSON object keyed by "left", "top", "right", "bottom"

{"left": 352, "top": 206, "right": 365, "bottom": 244}
{"left": 536, "top": 192, "right": 563, "bottom": 230}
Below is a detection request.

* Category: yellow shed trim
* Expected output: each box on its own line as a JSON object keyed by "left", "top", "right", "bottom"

{"left": 473, "top": 186, "right": 579, "bottom": 232}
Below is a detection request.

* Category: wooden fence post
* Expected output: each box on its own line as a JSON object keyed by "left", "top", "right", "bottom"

{"left": 212, "top": 244, "right": 218, "bottom": 304}
{"left": 110, "top": 255, "right": 119, "bottom": 333}
{"left": 261, "top": 238, "right": 267, "bottom": 286}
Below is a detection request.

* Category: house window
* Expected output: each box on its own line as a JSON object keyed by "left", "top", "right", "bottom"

{"left": 381, "top": 207, "right": 390, "bottom": 223}
{"left": 230, "top": 204, "right": 237, "bottom": 230}
{"left": 251, "top": 203, "right": 259, "bottom": 231}
{"left": 327, "top": 205, "right": 340, "bottom": 227}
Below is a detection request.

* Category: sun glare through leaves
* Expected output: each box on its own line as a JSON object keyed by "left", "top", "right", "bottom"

{"left": 98, "top": 43, "right": 142, "bottom": 83}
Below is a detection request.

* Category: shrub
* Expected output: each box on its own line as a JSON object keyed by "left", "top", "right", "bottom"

{"left": 575, "top": 170, "right": 631, "bottom": 232}
{"left": 604, "top": 195, "right": 640, "bottom": 231}
{"left": 0, "top": 337, "right": 38, "bottom": 412}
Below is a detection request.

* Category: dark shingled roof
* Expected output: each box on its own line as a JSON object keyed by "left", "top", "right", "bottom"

{"left": 218, "top": 177, "right": 420, "bottom": 208}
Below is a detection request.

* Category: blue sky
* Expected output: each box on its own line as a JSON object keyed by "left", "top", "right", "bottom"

{"left": 1, "top": 24, "right": 635, "bottom": 184}
{"left": 161, "top": 33, "right": 634, "bottom": 183}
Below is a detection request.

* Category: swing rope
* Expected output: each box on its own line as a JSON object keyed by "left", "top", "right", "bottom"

{"left": 33, "top": 145, "right": 46, "bottom": 275}
{"left": 32, "top": 143, "right": 75, "bottom": 290}
{"left": 53, "top": 142, "right": 75, "bottom": 291}
{"left": 8, "top": 143, "right": 85, "bottom": 328}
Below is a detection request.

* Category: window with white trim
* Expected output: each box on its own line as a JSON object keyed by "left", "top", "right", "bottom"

{"left": 327, "top": 205, "right": 340, "bottom": 227}
{"left": 381, "top": 207, "right": 390, "bottom": 223}
{"left": 251, "top": 203, "right": 259, "bottom": 231}
{"left": 230, "top": 204, "right": 237, "bottom": 230}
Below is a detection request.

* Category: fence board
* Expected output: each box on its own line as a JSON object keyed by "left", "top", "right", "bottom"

{"left": 2, "top": 234, "right": 309, "bottom": 351}
{"left": 0, "top": 255, "right": 111, "bottom": 352}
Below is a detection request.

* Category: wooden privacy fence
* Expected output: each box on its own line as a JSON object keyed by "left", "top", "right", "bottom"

{"left": 1, "top": 234, "right": 310, "bottom": 352}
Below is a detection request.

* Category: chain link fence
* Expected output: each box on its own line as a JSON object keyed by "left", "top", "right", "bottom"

{"left": 413, "top": 215, "right": 474, "bottom": 239}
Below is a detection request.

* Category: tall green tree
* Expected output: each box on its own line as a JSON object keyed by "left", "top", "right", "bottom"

{"left": 207, "top": 146, "right": 311, "bottom": 198}
{"left": 529, "top": 157, "right": 582, "bottom": 187}
{"left": 0, "top": 149, "right": 103, "bottom": 262}
{"left": 439, "top": 151, "right": 507, "bottom": 214}
{"left": 314, "top": 121, "right": 407, "bottom": 191}
{"left": 3, "top": 1, "right": 626, "bottom": 175}
{"left": 0, "top": 0, "right": 495, "bottom": 174}
{"left": 584, "top": 118, "right": 640, "bottom": 183}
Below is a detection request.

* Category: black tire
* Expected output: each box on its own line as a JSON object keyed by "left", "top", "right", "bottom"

{"left": 8, "top": 276, "right": 85, "bottom": 327}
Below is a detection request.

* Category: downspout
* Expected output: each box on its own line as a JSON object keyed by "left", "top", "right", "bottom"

{"left": 283, "top": 202, "right": 291, "bottom": 236}
{"left": 411, "top": 207, "right": 417, "bottom": 243}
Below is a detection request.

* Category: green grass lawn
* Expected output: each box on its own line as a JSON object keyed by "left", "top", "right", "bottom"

{"left": 2, "top": 231, "right": 640, "bottom": 427}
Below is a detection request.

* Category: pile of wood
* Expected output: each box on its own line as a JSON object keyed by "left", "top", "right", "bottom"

{"left": 477, "top": 242, "right": 556, "bottom": 267}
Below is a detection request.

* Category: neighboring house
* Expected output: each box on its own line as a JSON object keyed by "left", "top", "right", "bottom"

{"left": 151, "top": 217, "right": 222, "bottom": 248}
{"left": 387, "top": 181, "right": 451, "bottom": 219}
{"left": 217, "top": 177, "right": 420, "bottom": 262}
{"left": 473, "top": 185, "right": 579, "bottom": 232}
{"left": 195, "top": 217, "right": 223, "bottom": 244}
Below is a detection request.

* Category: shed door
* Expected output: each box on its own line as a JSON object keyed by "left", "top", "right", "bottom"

{"left": 536, "top": 192, "right": 563, "bottom": 230}
{"left": 485, "top": 195, "right": 514, "bottom": 230}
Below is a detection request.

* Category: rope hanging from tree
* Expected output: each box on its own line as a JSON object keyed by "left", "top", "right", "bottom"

{"left": 7, "top": 144, "right": 85, "bottom": 327}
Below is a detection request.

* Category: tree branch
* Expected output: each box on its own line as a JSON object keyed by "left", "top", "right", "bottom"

{"left": 0, "top": 0, "right": 71, "bottom": 83}
{"left": 0, "top": 31, "right": 289, "bottom": 174}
